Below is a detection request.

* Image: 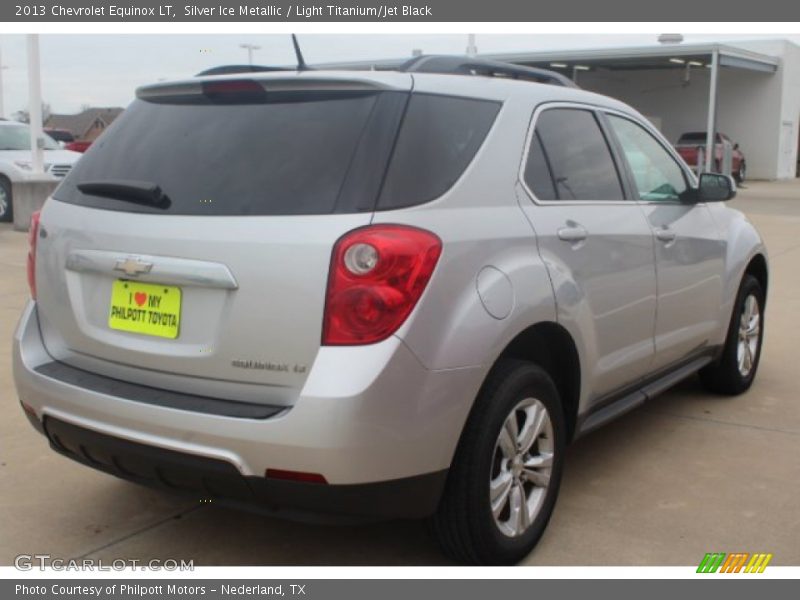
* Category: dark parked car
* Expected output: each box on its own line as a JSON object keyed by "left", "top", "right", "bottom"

{"left": 675, "top": 132, "right": 746, "bottom": 183}
{"left": 44, "top": 128, "right": 76, "bottom": 145}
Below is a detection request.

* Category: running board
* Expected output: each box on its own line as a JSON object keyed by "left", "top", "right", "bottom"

{"left": 577, "top": 355, "right": 713, "bottom": 437}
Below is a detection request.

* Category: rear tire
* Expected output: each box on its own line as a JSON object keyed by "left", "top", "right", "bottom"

{"left": 700, "top": 274, "right": 764, "bottom": 395}
{"left": 429, "top": 359, "right": 566, "bottom": 565}
{"left": 0, "top": 177, "right": 12, "bottom": 223}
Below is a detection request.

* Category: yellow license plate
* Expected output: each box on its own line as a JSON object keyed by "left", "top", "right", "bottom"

{"left": 108, "top": 280, "right": 182, "bottom": 339}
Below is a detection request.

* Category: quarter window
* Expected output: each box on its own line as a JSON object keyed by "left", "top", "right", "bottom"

{"left": 525, "top": 108, "right": 624, "bottom": 201}
{"left": 607, "top": 115, "right": 689, "bottom": 202}
{"left": 378, "top": 94, "right": 500, "bottom": 209}
{"left": 523, "top": 131, "right": 557, "bottom": 201}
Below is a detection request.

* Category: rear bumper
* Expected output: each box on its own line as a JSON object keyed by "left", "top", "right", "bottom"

{"left": 13, "top": 301, "right": 484, "bottom": 519}
{"left": 43, "top": 416, "right": 447, "bottom": 520}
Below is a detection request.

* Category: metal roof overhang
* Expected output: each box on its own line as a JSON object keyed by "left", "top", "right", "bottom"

{"left": 320, "top": 43, "right": 779, "bottom": 76}
{"left": 482, "top": 43, "right": 778, "bottom": 174}
{"left": 484, "top": 43, "right": 779, "bottom": 74}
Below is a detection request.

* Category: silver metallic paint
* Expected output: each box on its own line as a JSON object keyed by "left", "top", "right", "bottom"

{"left": 13, "top": 71, "right": 768, "bottom": 486}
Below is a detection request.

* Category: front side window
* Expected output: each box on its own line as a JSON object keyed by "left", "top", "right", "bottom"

{"left": 607, "top": 115, "right": 688, "bottom": 202}
{"left": 526, "top": 108, "right": 624, "bottom": 201}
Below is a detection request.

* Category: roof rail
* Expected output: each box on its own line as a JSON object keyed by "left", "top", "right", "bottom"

{"left": 195, "top": 64, "right": 294, "bottom": 77}
{"left": 399, "top": 55, "right": 578, "bottom": 88}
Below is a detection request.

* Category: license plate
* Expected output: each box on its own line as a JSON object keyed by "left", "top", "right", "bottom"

{"left": 108, "top": 280, "right": 182, "bottom": 339}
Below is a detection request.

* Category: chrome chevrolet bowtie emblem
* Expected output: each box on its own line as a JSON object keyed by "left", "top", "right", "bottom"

{"left": 114, "top": 257, "right": 153, "bottom": 277}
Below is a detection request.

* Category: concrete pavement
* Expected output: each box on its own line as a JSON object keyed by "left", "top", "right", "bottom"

{"left": 1, "top": 180, "right": 798, "bottom": 565}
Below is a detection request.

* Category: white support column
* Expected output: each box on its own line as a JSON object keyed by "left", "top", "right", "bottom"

{"left": 0, "top": 44, "right": 6, "bottom": 119}
{"left": 704, "top": 49, "right": 719, "bottom": 173}
{"left": 466, "top": 34, "right": 477, "bottom": 57}
{"left": 27, "top": 34, "right": 45, "bottom": 174}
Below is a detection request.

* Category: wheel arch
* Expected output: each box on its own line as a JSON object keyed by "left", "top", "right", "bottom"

{"left": 744, "top": 253, "right": 768, "bottom": 300}
{"left": 493, "top": 321, "right": 581, "bottom": 442}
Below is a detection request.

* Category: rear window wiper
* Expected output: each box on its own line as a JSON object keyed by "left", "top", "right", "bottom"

{"left": 77, "top": 180, "right": 171, "bottom": 209}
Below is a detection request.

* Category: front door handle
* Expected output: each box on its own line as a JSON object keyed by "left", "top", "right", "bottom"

{"left": 557, "top": 225, "right": 588, "bottom": 243}
{"left": 655, "top": 228, "right": 677, "bottom": 243}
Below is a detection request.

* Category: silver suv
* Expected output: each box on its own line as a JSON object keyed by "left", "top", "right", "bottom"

{"left": 13, "top": 58, "right": 768, "bottom": 565}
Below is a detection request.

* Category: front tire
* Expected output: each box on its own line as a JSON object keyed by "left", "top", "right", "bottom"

{"left": 735, "top": 162, "right": 746, "bottom": 184}
{"left": 700, "top": 274, "right": 764, "bottom": 395}
{"left": 430, "top": 359, "right": 566, "bottom": 565}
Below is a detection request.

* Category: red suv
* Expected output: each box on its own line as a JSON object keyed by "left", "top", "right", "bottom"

{"left": 675, "top": 132, "right": 746, "bottom": 183}
{"left": 65, "top": 140, "right": 92, "bottom": 153}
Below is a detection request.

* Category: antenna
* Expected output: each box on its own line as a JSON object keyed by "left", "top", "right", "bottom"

{"left": 292, "top": 34, "right": 309, "bottom": 71}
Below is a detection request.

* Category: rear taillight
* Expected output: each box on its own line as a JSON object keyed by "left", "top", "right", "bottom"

{"left": 322, "top": 225, "right": 442, "bottom": 346}
{"left": 201, "top": 79, "right": 267, "bottom": 103}
{"left": 26, "top": 210, "right": 41, "bottom": 299}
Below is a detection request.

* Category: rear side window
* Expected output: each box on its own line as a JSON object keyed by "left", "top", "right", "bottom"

{"left": 55, "top": 91, "right": 406, "bottom": 216}
{"left": 526, "top": 108, "right": 624, "bottom": 201}
{"left": 377, "top": 94, "right": 500, "bottom": 210}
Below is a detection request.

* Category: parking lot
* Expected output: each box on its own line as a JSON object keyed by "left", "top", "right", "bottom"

{"left": 1, "top": 180, "right": 799, "bottom": 566}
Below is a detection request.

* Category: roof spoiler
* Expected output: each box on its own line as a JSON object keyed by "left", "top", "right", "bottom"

{"left": 399, "top": 55, "right": 579, "bottom": 88}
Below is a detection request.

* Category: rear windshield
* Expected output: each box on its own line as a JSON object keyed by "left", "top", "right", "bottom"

{"left": 55, "top": 91, "right": 396, "bottom": 215}
{"left": 55, "top": 85, "right": 500, "bottom": 216}
{"left": 54, "top": 86, "right": 500, "bottom": 216}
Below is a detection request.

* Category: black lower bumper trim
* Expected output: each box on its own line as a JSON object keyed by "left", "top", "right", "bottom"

{"left": 35, "top": 360, "right": 284, "bottom": 420}
{"left": 43, "top": 417, "right": 446, "bottom": 521}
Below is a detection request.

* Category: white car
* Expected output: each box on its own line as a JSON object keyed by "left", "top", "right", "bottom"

{"left": 0, "top": 120, "right": 82, "bottom": 222}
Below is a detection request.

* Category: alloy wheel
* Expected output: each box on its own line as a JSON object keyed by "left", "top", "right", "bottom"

{"left": 737, "top": 293, "right": 760, "bottom": 377}
{"left": 489, "top": 397, "right": 554, "bottom": 538}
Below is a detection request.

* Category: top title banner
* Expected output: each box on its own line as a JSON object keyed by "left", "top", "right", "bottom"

{"left": 5, "top": 0, "right": 800, "bottom": 22}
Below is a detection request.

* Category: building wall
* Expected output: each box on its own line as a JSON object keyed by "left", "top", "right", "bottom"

{"left": 574, "top": 44, "right": 799, "bottom": 180}
{"left": 83, "top": 120, "right": 107, "bottom": 142}
{"left": 737, "top": 40, "right": 800, "bottom": 178}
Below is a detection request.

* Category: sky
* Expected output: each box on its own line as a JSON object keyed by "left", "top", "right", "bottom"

{"left": 1, "top": 33, "right": 799, "bottom": 117}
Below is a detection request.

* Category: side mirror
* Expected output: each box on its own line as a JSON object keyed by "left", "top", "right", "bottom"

{"left": 698, "top": 172, "right": 736, "bottom": 202}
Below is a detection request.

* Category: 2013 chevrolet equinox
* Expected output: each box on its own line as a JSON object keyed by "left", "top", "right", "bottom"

{"left": 13, "top": 58, "right": 768, "bottom": 565}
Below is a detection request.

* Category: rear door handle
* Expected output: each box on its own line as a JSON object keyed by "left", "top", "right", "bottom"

{"left": 655, "top": 228, "right": 677, "bottom": 243}
{"left": 557, "top": 225, "right": 588, "bottom": 243}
